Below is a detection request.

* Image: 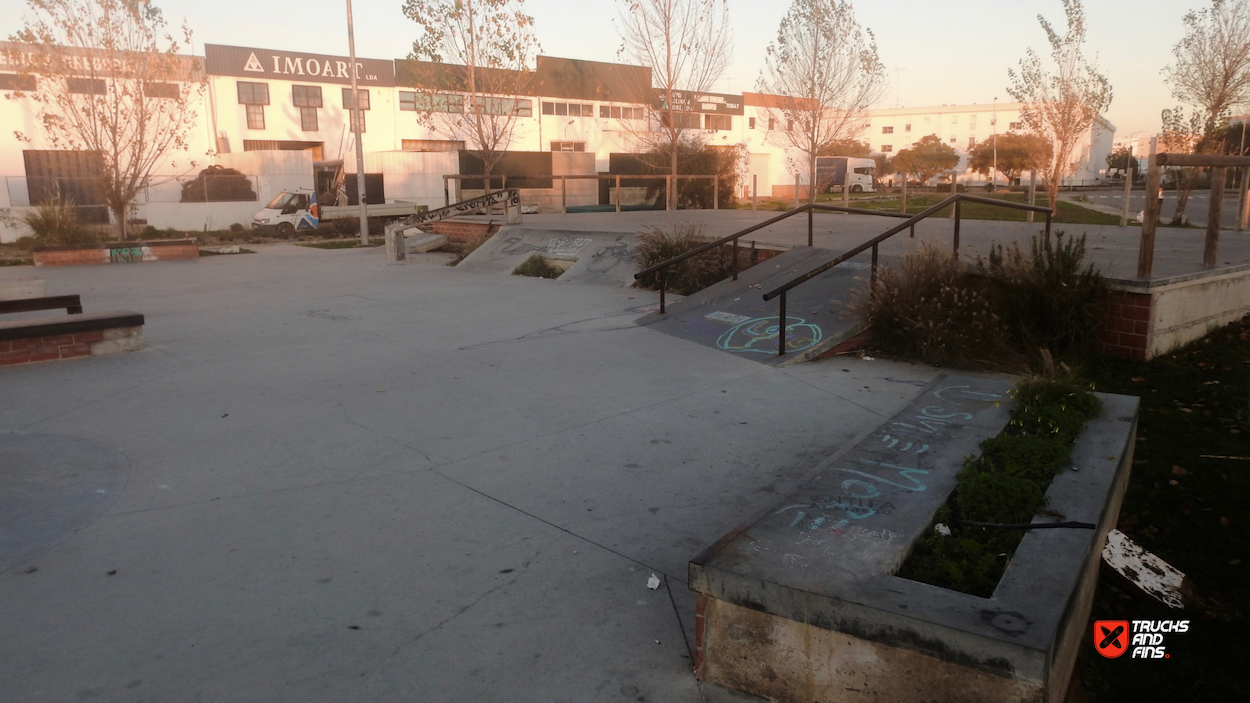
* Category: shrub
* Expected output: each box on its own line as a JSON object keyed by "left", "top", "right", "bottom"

{"left": 21, "top": 196, "right": 97, "bottom": 249}
{"left": 512, "top": 253, "right": 562, "bottom": 279}
{"left": 448, "top": 234, "right": 488, "bottom": 266}
{"left": 633, "top": 224, "right": 733, "bottom": 295}
{"left": 229, "top": 222, "right": 245, "bottom": 233}
{"left": 852, "top": 242, "right": 1008, "bottom": 367}
{"left": 977, "top": 231, "right": 1108, "bottom": 359}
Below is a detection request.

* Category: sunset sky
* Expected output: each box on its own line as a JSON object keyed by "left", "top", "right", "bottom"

{"left": 0, "top": 0, "right": 1214, "bottom": 138}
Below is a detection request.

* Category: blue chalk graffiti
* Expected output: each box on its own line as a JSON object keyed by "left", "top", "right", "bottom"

{"left": 716, "top": 315, "right": 822, "bottom": 355}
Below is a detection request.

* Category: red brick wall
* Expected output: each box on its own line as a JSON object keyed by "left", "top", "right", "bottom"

{"left": 32, "top": 241, "right": 199, "bottom": 267}
{"left": 432, "top": 221, "right": 500, "bottom": 242}
{"left": 1094, "top": 290, "right": 1152, "bottom": 361}
{"left": 0, "top": 330, "right": 102, "bottom": 366}
{"left": 32, "top": 249, "right": 108, "bottom": 266}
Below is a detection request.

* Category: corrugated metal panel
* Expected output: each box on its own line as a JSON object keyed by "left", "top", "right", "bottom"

{"left": 217, "top": 150, "right": 314, "bottom": 176}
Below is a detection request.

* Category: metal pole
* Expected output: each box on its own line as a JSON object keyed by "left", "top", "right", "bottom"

{"left": 949, "top": 172, "right": 957, "bottom": 219}
{"left": 952, "top": 199, "right": 961, "bottom": 255}
{"left": 659, "top": 270, "right": 667, "bottom": 314}
{"left": 752, "top": 175, "right": 757, "bottom": 211}
{"left": 1138, "top": 137, "right": 1161, "bottom": 278}
{"left": 444, "top": 177, "right": 450, "bottom": 207}
{"left": 616, "top": 176, "right": 621, "bottom": 213}
{"left": 1120, "top": 158, "right": 1133, "bottom": 227}
{"left": 1240, "top": 167, "right": 1250, "bottom": 231}
{"left": 807, "top": 206, "right": 813, "bottom": 247}
{"left": 843, "top": 182, "right": 849, "bottom": 207}
{"left": 794, "top": 173, "right": 800, "bottom": 208}
{"left": 1205, "top": 166, "right": 1225, "bottom": 267}
{"left": 900, "top": 177, "right": 907, "bottom": 214}
{"left": 731, "top": 238, "right": 738, "bottom": 281}
{"left": 777, "top": 291, "right": 787, "bottom": 357}
{"left": 346, "top": 0, "right": 369, "bottom": 245}
{"left": 1027, "top": 170, "right": 1037, "bottom": 223}
{"left": 713, "top": 177, "right": 718, "bottom": 210}
{"left": 561, "top": 175, "right": 567, "bottom": 214}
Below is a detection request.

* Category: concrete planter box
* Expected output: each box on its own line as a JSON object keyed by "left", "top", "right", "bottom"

{"left": 690, "top": 374, "right": 1137, "bottom": 703}
{"left": 33, "top": 239, "right": 199, "bottom": 267}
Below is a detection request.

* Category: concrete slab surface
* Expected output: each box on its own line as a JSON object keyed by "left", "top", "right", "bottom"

{"left": 507, "top": 209, "right": 1250, "bottom": 282}
{"left": 0, "top": 245, "right": 941, "bottom": 702}
{"left": 459, "top": 227, "right": 640, "bottom": 287}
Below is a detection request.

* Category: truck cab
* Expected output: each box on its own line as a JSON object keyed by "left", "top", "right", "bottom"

{"left": 252, "top": 189, "right": 319, "bottom": 235}
{"left": 815, "top": 156, "right": 877, "bottom": 194}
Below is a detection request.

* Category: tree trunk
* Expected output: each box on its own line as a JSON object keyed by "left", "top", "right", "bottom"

{"left": 670, "top": 142, "right": 678, "bottom": 211}
{"left": 808, "top": 153, "right": 817, "bottom": 205}
{"left": 1046, "top": 177, "right": 1060, "bottom": 216}
{"left": 1171, "top": 170, "right": 1195, "bottom": 225}
{"left": 110, "top": 200, "right": 128, "bottom": 241}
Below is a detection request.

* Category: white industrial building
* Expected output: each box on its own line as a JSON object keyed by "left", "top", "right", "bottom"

{"left": 0, "top": 41, "right": 1118, "bottom": 242}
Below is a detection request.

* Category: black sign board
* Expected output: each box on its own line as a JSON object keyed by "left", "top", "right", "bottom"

{"left": 204, "top": 44, "right": 395, "bottom": 87}
{"left": 656, "top": 90, "right": 743, "bottom": 115}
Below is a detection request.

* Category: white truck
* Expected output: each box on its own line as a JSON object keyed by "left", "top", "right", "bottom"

{"left": 815, "top": 156, "right": 877, "bottom": 193}
{"left": 251, "top": 161, "right": 429, "bottom": 235}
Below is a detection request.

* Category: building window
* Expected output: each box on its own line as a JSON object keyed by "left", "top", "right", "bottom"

{"left": 904, "top": 123, "right": 911, "bottom": 132}
{"left": 237, "top": 81, "right": 269, "bottom": 105}
{"left": 749, "top": 116, "right": 756, "bottom": 129}
{"left": 293, "top": 85, "right": 323, "bottom": 108}
{"left": 949, "top": 136, "right": 957, "bottom": 143}
{"left": 246, "top": 104, "right": 265, "bottom": 130}
{"left": 0, "top": 73, "right": 36, "bottom": 91}
{"left": 144, "top": 82, "right": 178, "bottom": 99}
{"left": 342, "top": 87, "right": 370, "bottom": 111}
{"left": 1009, "top": 121, "right": 1023, "bottom": 130}
{"left": 969, "top": 114, "right": 977, "bottom": 130}
{"left": 68, "top": 77, "right": 106, "bottom": 95}
{"left": 598, "top": 105, "right": 642, "bottom": 119}
{"left": 300, "top": 107, "right": 318, "bottom": 131}
{"left": 968, "top": 137, "right": 976, "bottom": 149}
{"left": 882, "top": 126, "right": 894, "bottom": 134}
{"left": 705, "top": 114, "right": 732, "bottom": 131}
{"left": 349, "top": 110, "right": 366, "bottom": 133}
{"left": 474, "top": 96, "right": 531, "bottom": 116}
{"left": 768, "top": 118, "right": 776, "bottom": 130}
{"left": 881, "top": 144, "right": 893, "bottom": 153}
{"left": 544, "top": 101, "right": 591, "bottom": 117}
{"left": 400, "top": 91, "right": 464, "bottom": 113}
{"left": 550, "top": 141, "right": 585, "bottom": 152}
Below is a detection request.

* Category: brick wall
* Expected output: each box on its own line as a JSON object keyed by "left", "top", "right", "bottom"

{"left": 0, "top": 326, "right": 144, "bottom": 367}
{"left": 1093, "top": 290, "right": 1152, "bottom": 361}
{"left": 33, "top": 240, "right": 199, "bottom": 267}
{"left": 431, "top": 221, "right": 500, "bottom": 243}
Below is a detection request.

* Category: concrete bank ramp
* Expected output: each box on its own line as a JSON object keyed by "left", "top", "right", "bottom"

{"left": 457, "top": 227, "right": 640, "bottom": 287}
{"left": 635, "top": 246, "right": 875, "bottom": 366}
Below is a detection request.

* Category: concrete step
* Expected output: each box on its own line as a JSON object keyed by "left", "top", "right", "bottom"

{"left": 635, "top": 246, "right": 877, "bottom": 365}
{"left": 457, "top": 226, "right": 641, "bottom": 287}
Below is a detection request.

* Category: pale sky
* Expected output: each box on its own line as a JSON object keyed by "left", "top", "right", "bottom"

{"left": 0, "top": 0, "right": 1213, "bottom": 139}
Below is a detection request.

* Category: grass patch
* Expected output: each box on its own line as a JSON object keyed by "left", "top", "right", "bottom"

{"left": 1074, "top": 315, "right": 1250, "bottom": 701}
{"left": 0, "top": 258, "right": 34, "bottom": 267}
{"left": 511, "top": 253, "right": 563, "bottom": 279}
{"left": 849, "top": 192, "right": 1121, "bottom": 225}
{"left": 297, "top": 238, "right": 383, "bottom": 249}
{"left": 898, "top": 370, "right": 1101, "bottom": 597}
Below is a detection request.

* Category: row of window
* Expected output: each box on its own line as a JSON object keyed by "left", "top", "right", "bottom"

{"left": 0, "top": 72, "right": 178, "bottom": 97}
{"left": 238, "top": 81, "right": 371, "bottom": 131}
{"left": 879, "top": 136, "right": 984, "bottom": 153}
{"left": 881, "top": 119, "right": 1023, "bottom": 134}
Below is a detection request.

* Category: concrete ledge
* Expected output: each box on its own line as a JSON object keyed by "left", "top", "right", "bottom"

{"left": 32, "top": 239, "right": 199, "bottom": 266}
{"left": 0, "top": 311, "right": 145, "bottom": 367}
{"left": 689, "top": 375, "right": 1138, "bottom": 703}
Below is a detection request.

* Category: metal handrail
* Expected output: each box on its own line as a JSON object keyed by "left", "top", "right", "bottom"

{"left": 633, "top": 202, "right": 915, "bottom": 313}
{"left": 760, "top": 193, "right": 1054, "bottom": 357}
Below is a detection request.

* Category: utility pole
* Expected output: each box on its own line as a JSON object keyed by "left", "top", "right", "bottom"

{"left": 346, "top": 0, "right": 369, "bottom": 246}
{"left": 992, "top": 97, "right": 997, "bottom": 192}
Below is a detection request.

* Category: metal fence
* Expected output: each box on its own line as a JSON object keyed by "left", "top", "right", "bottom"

{"left": 5, "top": 175, "right": 261, "bottom": 208}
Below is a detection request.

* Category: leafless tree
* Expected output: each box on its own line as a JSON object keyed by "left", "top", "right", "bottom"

{"left": 1007, "top": 0, "right": 1112, "bottom": 211}
{"left": 4, "top": 0, "right": 205, "bottom": 240}
{"left": 755, "top": 0, "right": 885, "bottom": 203}
{"left": 615, "top": 0, "right": 732, "bottom": 208}
{"left": 1162, "top": 0, "right": 1250, "bottom": 224}
{"left": 404, "top": 0, "right": 540, "bottom": 190}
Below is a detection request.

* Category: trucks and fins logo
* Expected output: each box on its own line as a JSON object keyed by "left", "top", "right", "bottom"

{"left": 243, "top": 53, "right": 264, "bottom": 73}
{"left": 299, "top": 191, "right": 319, "bottom": 230}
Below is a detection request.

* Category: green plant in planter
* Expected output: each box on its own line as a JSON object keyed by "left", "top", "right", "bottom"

{"left": 21, "top": 195, "right": 98, "bottom": 249}
{"left": 899, "top": 371, "right": 1102, "bottom": 597}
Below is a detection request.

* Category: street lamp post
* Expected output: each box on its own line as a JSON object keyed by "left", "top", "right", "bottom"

{"left": 992, "top": 97, "right": 997, "bottom": 191}
{"left": 346, "top": 0, "right": 368, "bottom": 246}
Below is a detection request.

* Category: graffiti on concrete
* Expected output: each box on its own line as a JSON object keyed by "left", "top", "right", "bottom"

{"left": 715, "top": 316, "right": 822, "bottom": 355}
{"left": 584, "top": 241, "right": 634, "bottom": 274}
{"left": 108, "top": 246, "right": 147, "bottom": 263}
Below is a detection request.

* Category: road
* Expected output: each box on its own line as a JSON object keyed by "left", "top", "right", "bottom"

{"left": 1078, "top": 188, "right": 1247, "bottom": 225}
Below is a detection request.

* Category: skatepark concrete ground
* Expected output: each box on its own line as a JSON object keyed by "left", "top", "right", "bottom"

{"left": 0, "top": 244, "right": 944, "bottom": 702}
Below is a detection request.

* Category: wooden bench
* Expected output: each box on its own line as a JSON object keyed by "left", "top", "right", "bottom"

{"left": 0, "top": 296, "right": 144, "bottom": 367}
{"left": 0, "top": 294, "right": 84, "bottom": 315}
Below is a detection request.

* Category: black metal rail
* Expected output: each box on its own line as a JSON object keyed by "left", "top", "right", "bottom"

{"left": 632, "top": 203, "right": 914, "bottom": 314}
{"left": 636, "top": 193, "right": 1056, "bottom": 357}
